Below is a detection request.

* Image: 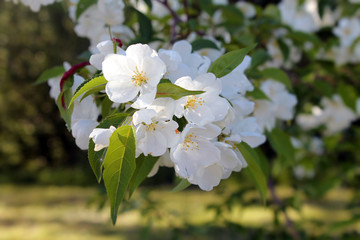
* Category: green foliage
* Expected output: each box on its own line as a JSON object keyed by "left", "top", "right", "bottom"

{"left": 128, "top": 154, "right": 159, "bottom": 197}
{"left": 261, "top": 68, "right": 293, "bottom": 91}
{"left": 338, "top": 83, "right": 358, "bottom": 112}
{"left": 266, "top": 128, "right": 295, "bottom": 166}
{"left": 208, "top": 44, "right": 256, "bottom": 78}
{"left": 262, "top": 4, "right": 281, "bottom": 22}
{"left": 69, "top": 75, "right": 107, "bottom": 107}
{"left": 134, "top": 9, "right": 154, "bottom": 43}
{"left": 250, "top": 49, "right": 270, "bottom": 69}
{"left": 171, "top": 178, "right": 191, "bottom": 192}
{"left": 88, "top": 113, "right": 128, "bottom": 182}
{"left": 103, "top": 125, "right": 136, "bottom": 225}
{"left": 35, "top": 66, "right": 65, "bottom": 84}
{"left": 236, "top": 142, "right": 267, "bottom": 203}
{"left": 76, "top": 0, "right": 97, "bottom": 19}
{"left": 246, "top": 86, "right": 271, "bottom": 101}
{"left": 56, "top": 77, "right": 74, "bottom": 131}
{"left": 156, "top": 82, "right": 204, "bottom": 100}
{"left": 191, "top": 39, "right": 219, "bottom": 51}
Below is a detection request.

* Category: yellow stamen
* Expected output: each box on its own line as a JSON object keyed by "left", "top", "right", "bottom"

{"left": 146, "top": 123, "right": 156, "bottom": 132}
{"left": 183, "top": 133, "right": 199, "bottom": 151}
{"left": 131, "top": 67, "right": 148, "bottom": 87}
{"left": 185, "top": 95, "right": 205, "bottom": 110}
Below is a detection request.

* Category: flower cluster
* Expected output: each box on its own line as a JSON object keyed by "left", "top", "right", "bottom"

{"left": 84, "top": 41, "right": 269, "bottom": 191}
{"left": 17, "top": 0, "right": 360, "bottom": 225}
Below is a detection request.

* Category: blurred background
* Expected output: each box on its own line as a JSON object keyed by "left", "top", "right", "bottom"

{"left": 0, "top": 0, "right": 360, "bottom": 239}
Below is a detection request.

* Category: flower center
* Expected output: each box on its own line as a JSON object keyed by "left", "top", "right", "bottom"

{"left": 131, "top": 67, "right": 148, "bottom": 87}
{"left": 185, "top": 95, "right": 205, "bottom": 110}
{"left": 344, "top": 28, "right": 351, "bottom": 36}
{"left": 146, "top": 123, "right": 156, "bottom": 132}
{"left": 183, "top": 133, "right": 199, "bottom": 151}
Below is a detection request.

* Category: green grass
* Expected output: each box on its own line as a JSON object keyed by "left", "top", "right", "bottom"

{"left": 0, "top": 184, "right": 358, "bottom": 240}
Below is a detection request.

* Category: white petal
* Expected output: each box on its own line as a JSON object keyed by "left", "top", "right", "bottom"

{"left": 106, "top": 80, "right": 139, "bottom": 103}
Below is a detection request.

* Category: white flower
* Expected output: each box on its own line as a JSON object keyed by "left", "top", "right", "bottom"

{"left": 72, "top": 119, "right": 99, "bottom": 150}
{"left": 220, "top": 55, "right": 253, "bottom": 98}
{"left": 88, "top": 26, "right": 135, "bottom": 54}
{"left": 89, "top": 126, "right": 117, "bottom": 151}
{"left": 102, "top": 44, "right": 166, "bottom": 108}
{"left": 188, "top": 164, "right": 223, "bottom": 191}
{"left": 236, "top": 2, "right": 256, "bottom": 18}
{"left": 69, "top": 75, "right": 100, "bottom": 150}
{"left": 133, "top": 109, "right": 180, "bottom": 156}
{"left": 226, "top": 117, "right": 266, "bottom": 148}
{"left": 170, "top": 124, "right": 221, "bottom": 179}
{"left": 228, "top": 94, "right": 255, "bottom": 117}
{"left": 193, "top": 36, "right": 225, "bottom": 62}
{"left": 47, "top": 62, "right": 71, "bottom": 100}
{"left": 265, "top": 38, "right": 301, "bottom": 69}
{"left": 297, "top": 95, "right": 357, "bottom": 135}
{"left": 253, "top": 80, "right": 297, "bottom": 132}
{"left": 74, "top": 5, "right": 105, "bottom": 39}
{"left": 148, "top": 150, "right": 174, "bottom": 177}
{"left": 215, "top": 142, "right": 247, "bottom": 179}
{"left": 174, "top": 73, "right": 230, "bottom": 126}
{"left": 320, "top": 95, "right": 357, "bottom": 134}
{"left": 158, "top": 49, "right": 184, "bottom": 81}
{"left": 97, "top": 0, "right": 125, "bottom": 26}
{"left": 71, "top": 75, "right": 100, "bottom": 124}
{"left": 333, "top": 18, "right": 360, "bottom": 47}
{"left": 170, "top": 40, "right": 211, "bottom": 79}
{"left": 296, "top": 106, "right": 326, "bottom": 130}
{"left": 278, "top": 0, "right": 319, "bottom": 33}
{"left": 89, "top": 40, "right": 125, "bottom": 70}
{"left": 146, "top": 98, "right": 176, "bottom": 120}
{"left": 16, "top": 0, "right": 56, "bottom": 12}
{"left": 150, "top": 0, "right": 180, "bottom": 18}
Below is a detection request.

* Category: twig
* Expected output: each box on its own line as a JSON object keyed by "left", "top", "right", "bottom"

{"left": 156, "top": 0, "right": 183, "bottom": 42}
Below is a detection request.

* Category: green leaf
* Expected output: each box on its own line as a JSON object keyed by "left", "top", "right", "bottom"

{"left": 103, "top": 125, "right": 136, "bottom": 225}
{"left": 88, "top": 141, "right": 107, "bottom": 183}
{"left": 136, "top": 9, "right": 153, "bottom": 43}
{"left": 277, "top": 39, "right": 290, "bottom": 62}
{"left": 76, "top": 0, "right": 97, "bottom": 20}
{"left": 263, "top": 4, "right": 281, "bottom": 22}
{"left": 69, "top": 75, "right": 107, "bottom": 107}
{"left": 246, "top": 87, "right": 271, "bottom": 101}
{"left": 101, "top": 97, "right": 115, "bottom": 119}
{"left": 236, "top": 142, "right": 267, "bottom": 203}
{"left": 338, "top": 83, "right": 358, "bottom": 112}
{"left": 250, "top": 49, "right": 270, "bottom": 69}
{"left": 208, "top": 44, "right": 256, "bottom": 78}
{"left": 128, "top": 154, "right": 159, "bottom": 197}
{"left": 220, "top": 6, "right": 245, "bottom": 25}
{"left": 56, "top": 77, "right": 74, "bottom": 131}
{"left": 88, "top": 113, "right": 129, "bottom": 182}
{"left": 266, "top": 128, "right": 295, "bottom": 166}
{"left": 254, "top": 148, "right": 270, "bottom": 179}
{"left": 313, "top": 80, "right": 333, "bottom": 97}
{"left": 191, "top": 39, "right": 219, "bottom": 51}
{"left": 261, "top": 68, "right": 293, "bottom": 91}
{"left": 286, "top": 31, "right": 321, "bottom": 46}
{"left": 171, "top": 178, "right": 191, "bottom": 192}
{"left": 156, "top": 83, "right": 204, "bottom": 100}
{"left": 80, "top": 85, "right": 106, "bottom": 101}
{"left": 35, "top": 66, "right": 65, "bottom": 85}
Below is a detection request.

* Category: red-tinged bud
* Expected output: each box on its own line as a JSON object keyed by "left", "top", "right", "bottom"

{"left": 112, "top": 37, "right": 123, "bottom": 48}
{"left": 60, "top": 61, "right": 90, "bottom": 108}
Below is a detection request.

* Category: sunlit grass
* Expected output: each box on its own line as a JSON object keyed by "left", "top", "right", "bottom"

{"left": 0, "top": 184, "right": 358, "bottom": 240}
